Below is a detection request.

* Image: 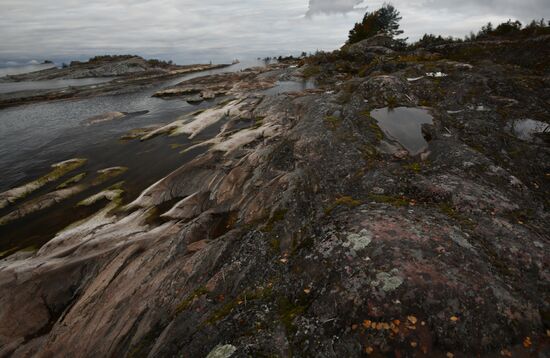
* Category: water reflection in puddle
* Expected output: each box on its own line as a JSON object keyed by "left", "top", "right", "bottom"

{"left": 507, "top": 118, "right": 548, "bottom": 141}
{"left": 371, "top": 107, "right": 433, "bottom": 155}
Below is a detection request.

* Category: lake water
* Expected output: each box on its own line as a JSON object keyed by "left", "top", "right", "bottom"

{"left": 371, "top": 107, "right": 433, "bottom": 155}
{"left": 507, "top": 118, "right": 548, "bottom": 141}
{"left": 0, "top": 60, "right": 265, "bottom": 191}
{"left": 0, "top": 77, "right": 115, "bottom": 94}
{"left": 0, "top": 60, "right": 270, "bottom": 255}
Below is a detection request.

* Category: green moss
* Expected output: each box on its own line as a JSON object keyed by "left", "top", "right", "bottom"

{"left": 205, "top": 286, "right": 273, "bottom": 325}
{"left": 20, "top": 245, "right": 38, "bottom": 252}
{"left": 370, "top": 122, "right": 385, "bottom": 141}
{"left": 418, "top": 99, "right": 432, "bottom": 107}
{"left": 361, "top": 144, "right": 380, "bottom": 161}
{"left": 506, "top": 208, "right": 535, "bottom": 224}
{"left": 368, "top": 194, "right": 409, "bottom": 207}
{"left": 0, "top": 247, "right": 19, "bottom": 259}
{"left": 290, "top": 235, "right": 314, "bottom": 257}
{"left": 120, "top": 128, "right": 154, "bottom": 141}
{"left": 169, "top": 143, "right": 186, "bottom": 149}
{"left": 262, "top": 209, "right": 288, "bottom": 233}
{"left": 325, "top": 196, "right": 362, "bottom": 215}
{"left": 191, "top": 109, "right": 206, "bottom": 116}
{"left": 302, "top": 65, "right": 321, "bottom": 78}
{"left": 56, "top": 172, "right": 87, "bottom": 189}
{"left": 4, "top": 158, "right": 87, "bottom": 204}
{"left": 126, "top": 324, "right": 165, "bottom": 358}
{"left": 403, "top": 162, "right": 422, "bottom": 172}
{"left": 278, "top": 297, "right": 307, "bottom": 335}
{"left": 361, "top": 112, "right": 385, "bottom": 142}
{"left": 253, "top": 117, "right": 265, "bottom": 129}
{"left": 175, "top": 286, "right": 209, "bottom": 315}
{"left": 437, "top": 202, "right": 475, "bottom": 228}
{"left": 92, "top": 167, "right": 128, "bottom": 185}
{"left": 270, "top": 238, "right": 281, "bottom": 252}
{"left": 386, "top": 95, "right": 398, "bottom": 109}
{"left": 397, "top": 54, "right": 440, "bottom": 63}
{"left": 324, "top": 115, "right": 341, "bottom": 130}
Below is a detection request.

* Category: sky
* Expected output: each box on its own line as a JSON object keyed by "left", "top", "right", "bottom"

{"left": 0, "top": 0, "right": 548, "bottom": 65}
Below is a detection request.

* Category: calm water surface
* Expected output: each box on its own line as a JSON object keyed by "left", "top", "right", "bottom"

{"left": 371, "top": 107, "right": 433, "bottom": 155}
{"left": 0, "top": 60, "right": 300, "bottom": 254}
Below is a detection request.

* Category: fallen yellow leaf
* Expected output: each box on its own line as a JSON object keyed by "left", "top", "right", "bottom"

{"left": 523, "top": 336, "right": 532, "bottom": 348}
{"left": 363, "top": 320, "right": 371, "bottom": 329}
{"left": 410, "top": 341, "right": 418, "bottom": 348}
{"left": 407, "top": 315, "right": 417, "bottom": 325}
{"left": 303, "top": 288, "right": 311, "bottom": 294}
{"left": 365, "top": 346, "right": 374, "bottom": 354}
{"left": 450, "top": 316, "right": 459, "bottom": 322}
{"left": 446, "top": 353, "right": 454, "bottom": 358}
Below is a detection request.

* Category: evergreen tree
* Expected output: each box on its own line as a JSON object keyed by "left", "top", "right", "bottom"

{"left": 347, "top": 4, "right": 403, "bottom": 44}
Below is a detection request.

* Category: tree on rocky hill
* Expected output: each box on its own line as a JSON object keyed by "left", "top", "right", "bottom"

{"left": 347, "top": 3, "right": 403, "bottom": 44}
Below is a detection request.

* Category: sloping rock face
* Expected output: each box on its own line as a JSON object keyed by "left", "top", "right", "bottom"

{"left": 0, "top": 37, "right": 549, "bottom": 357}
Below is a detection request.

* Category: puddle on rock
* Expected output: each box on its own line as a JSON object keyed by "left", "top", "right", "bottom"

{"left": 370, "top": 107, "right": 433, "bottom": 155}
{"left": 263, "top": 80, "right": 316, "bottom": 95}
{"left": 507, "top": 118, "right": 548, "bottom": 141}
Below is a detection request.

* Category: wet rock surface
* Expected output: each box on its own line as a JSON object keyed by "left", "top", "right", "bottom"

{"left": 0, "top": 36, "right": 549, "bottom": 357}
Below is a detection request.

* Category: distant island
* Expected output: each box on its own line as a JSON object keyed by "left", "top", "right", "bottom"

{"left": 0, "top": 55, "right": 229, "bottom": 108}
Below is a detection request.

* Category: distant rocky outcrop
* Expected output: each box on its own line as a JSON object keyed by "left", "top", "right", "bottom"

{"left": 0, "top": 57, "right": 230, "bottom": 108}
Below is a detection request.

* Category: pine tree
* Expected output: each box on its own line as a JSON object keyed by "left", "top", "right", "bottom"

{"left": 347, "top": 4, "right": 403, "bottom": 44}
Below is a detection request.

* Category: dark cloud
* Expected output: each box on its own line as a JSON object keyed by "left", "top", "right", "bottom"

{"left": 306, "top": 0, "right": 366, "bottom": 17}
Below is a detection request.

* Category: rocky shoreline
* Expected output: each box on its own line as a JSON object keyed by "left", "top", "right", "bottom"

{"left": 0, "top": 34, "right": 548, "bottom": 357}
{"left": 0, "top": 55, "right": 229, "bottom": 109}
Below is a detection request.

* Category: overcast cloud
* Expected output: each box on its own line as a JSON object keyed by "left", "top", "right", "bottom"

{"left": 0, "top": 0, "right": 547, "bottom": 65}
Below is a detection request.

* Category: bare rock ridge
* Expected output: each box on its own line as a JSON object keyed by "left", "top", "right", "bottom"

{"left": 0, "top": 35, "right": 548, "bottom": 357}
